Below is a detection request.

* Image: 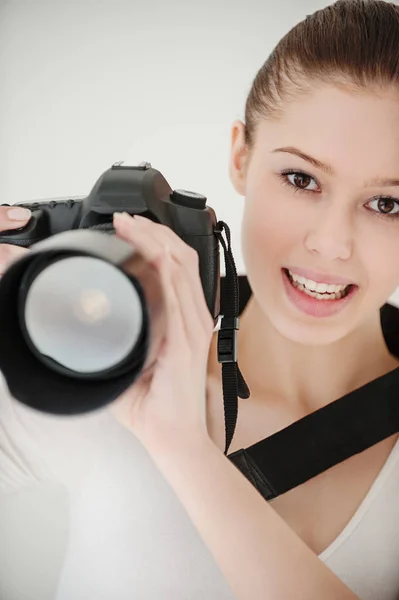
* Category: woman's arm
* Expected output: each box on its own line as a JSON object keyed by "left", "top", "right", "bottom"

{"left": 145, "top": 428, "right": 359, "bottom": 600}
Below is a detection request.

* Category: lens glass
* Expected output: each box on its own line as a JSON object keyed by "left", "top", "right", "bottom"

{"left": 24, "top": 256, "right": 143, "bottom": 374}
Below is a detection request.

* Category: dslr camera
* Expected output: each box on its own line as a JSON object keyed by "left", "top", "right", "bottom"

{"left": 0, "top": 162, "right": 222, "bottom": 414}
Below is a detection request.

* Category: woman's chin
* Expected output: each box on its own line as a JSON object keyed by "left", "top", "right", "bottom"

{"left": 266, "top": 294, "right": 354, "bottom": 346}
{"left": 271, "top": 314, "right": 349, "bottom": 346}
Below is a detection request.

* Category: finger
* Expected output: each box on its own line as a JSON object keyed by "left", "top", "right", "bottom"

{"left": 0, "top": 206, "right": 31, "bottom": 232}
{"left": 156, "top": 247, "right": 188, "bottom": 359}
{"left": 160, "top": 247, "right": 212, "bottom": 357}
{"left": 113, "top": 213, "right": 167, "bottom": 266}
{"left": 114, "top": 214, "right": 213, "bottom": 329}
{"left": 0, "top": 244, "right": 29, "bottom": 275}
{"left": 173, "top": 268, "right": 214, "bottom": 351}
{"left": 139, "top": 217, "right": 215, "bottom": 332}
{"left": 130, "top": 215, "right": 199, "bottom": 274}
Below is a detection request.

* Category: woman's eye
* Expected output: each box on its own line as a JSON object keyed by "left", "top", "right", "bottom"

{"left": 367, "top": 197, "right": 399, "bottom": 218}
{"left": 278, "top": 171, "right": 399, "bottom": 220}
{"left": 281, "top": 171, "right": 319, "bottom": 192}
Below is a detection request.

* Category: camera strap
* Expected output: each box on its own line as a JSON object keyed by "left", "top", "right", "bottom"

{"left": 214, "top": 221, "right": 250, "bottom": 454}
{"left": 223, "top": 280, "right": 399, "bottom": 501}
{"left": 228, "top": 363, "right": 399, "bottom": 501}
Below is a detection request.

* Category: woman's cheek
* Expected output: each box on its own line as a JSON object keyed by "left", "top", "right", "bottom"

{"left": 241, "top": 193, "right": 295, "bottom": 270}
{"left": 355, "top": 221, "right": 399, "bottom": 307}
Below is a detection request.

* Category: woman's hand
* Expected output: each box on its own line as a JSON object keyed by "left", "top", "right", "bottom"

{"left": 0, "top": 206, "right": 31, "bottom": 275}
{"left": 110, "top": 211, "right": 215, "bottom": 450}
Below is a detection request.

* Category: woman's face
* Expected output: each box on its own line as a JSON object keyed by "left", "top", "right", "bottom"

{"left": 229, "top": 83, "right": 399, "bottom": 345}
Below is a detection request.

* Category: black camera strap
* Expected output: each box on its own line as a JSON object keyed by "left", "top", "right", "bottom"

{"left": 214, "top": 221, "right": 250, "bottom": 454}
{"left": 221, "top": 277, "right": 399, "bottom": 501}
{"left": 228, "top": 363, "right": 399, "bottom": 501}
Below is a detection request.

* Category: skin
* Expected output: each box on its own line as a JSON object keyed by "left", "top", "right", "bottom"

{"left": 1, "top": 82, "right": 398, "bottom": 599}
{"left": 0, "top": 206, "right": 32, "bottom": 275}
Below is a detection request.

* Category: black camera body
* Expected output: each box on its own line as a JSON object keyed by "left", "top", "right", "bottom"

{"left": 0, "top": 162, "right": 221, "bottom": 321}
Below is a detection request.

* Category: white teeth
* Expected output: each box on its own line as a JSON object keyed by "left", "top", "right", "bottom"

{"left": 296, "top": 283, "right": 345, "bottom": 300}
{"left": 294, "top": 275, "right": 307, "bottom": 285}
{"left": 327, "top": 283, "right": 339, "bottom": 293}
{"left": 288, "top": 270, "right": 348, "bottom": 294}
{"left": 304, "top": 280, "right": 316, "bottom": 291}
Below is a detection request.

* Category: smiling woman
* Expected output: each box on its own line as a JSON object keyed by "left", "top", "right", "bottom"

{"left": 1, "top": 2, "right": 399, "bottom": 600}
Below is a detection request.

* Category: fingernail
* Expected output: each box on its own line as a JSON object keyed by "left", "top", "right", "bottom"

{"left": 113, "top": 212, "right": 131, "bottom": 222}
{"left": 7, "top": 207, "right": 31, "bottom": 221}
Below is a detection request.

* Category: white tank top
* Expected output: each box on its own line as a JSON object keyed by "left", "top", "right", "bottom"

{"left": 1, "top": 374, "right": 399, "bottom": 600}
{"left": 320, "top": 437, "right": 399, "bottom": 600}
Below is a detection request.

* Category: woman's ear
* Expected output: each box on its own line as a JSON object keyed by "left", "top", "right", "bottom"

{"left": 229, "top": 120, "right": 249, "bottom": 196}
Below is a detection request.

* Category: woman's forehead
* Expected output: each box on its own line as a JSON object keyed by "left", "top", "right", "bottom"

{"left": 252, "top": 85, "right": 399, "bottom": 180}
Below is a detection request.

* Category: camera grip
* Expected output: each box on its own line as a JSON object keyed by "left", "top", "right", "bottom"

{"left": 0, "top": 199, "right": 83, "bottom": 247}
{"left": 0, "top": 211, "right": 50, "bottom": 247}
{"left": 182, "top": 231, "right": 220, "bottom": 321}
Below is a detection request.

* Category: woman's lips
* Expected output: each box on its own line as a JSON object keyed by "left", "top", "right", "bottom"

{"left": 281, "top": 268, "right": 358, "bottom": 318}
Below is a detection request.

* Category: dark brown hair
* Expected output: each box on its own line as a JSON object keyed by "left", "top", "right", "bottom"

{"left": 245, "top": 0, "right": 399, "bottom": 148}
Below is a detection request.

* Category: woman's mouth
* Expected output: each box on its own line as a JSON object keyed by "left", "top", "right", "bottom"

{"left": 281, "top": 268, "right": 358, "bottom": 318}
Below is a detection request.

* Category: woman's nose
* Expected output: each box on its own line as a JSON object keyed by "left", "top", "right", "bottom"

{"left": 304, "top": 202, "right": 354, "bottom": 261}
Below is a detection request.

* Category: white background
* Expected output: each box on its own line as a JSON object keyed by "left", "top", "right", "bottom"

{"left": 0, "top": 1, "right": 398, "bottom": 599}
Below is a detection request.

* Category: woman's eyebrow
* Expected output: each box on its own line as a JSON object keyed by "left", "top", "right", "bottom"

{"left": 272, "top": 146, "right": 335, "bottom": 175}
{"left": 272, "top": 146, "right": 399, "bottom": 187}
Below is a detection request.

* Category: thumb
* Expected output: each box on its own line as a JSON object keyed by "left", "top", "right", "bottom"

{"left": 0, "top": 206, "right": 31, "bottom": 231}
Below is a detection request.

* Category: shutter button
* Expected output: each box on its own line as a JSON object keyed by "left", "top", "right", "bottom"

{"left": 170, "top": 189, "right": 207, "bottom": 210}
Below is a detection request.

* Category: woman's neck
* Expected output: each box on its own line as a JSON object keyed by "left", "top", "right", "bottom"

{"left": 212, "top": 296, "right": 399, "bottom": 415}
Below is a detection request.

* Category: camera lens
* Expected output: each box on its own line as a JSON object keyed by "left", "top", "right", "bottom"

{"left": 21, "top": 255, "right": 144, "bottom": 376}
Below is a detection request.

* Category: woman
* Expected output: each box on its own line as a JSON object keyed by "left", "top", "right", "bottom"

{"left": 111, "top": 1, "right": 399, "bottom": 598}
{"left": 0, "top": 1, "right": 398, "bottom": 599}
